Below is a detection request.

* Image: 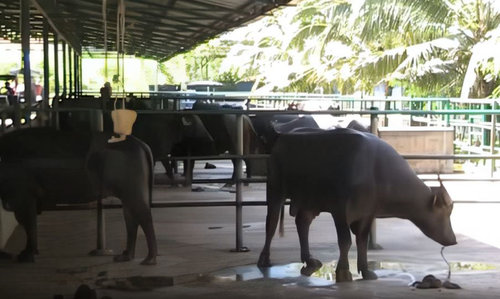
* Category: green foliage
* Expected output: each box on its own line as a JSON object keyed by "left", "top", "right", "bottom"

{"left": 177, "top": 0, "right": 497, "bottom": 97}
{"left": 216, "top": 70, "right": 241, "bottom": 84}
{"left": 157, "top": 63, "right": 175, "bottom": 84}
{"left": 177, "top": 40, "right": 231, "bottom": 81}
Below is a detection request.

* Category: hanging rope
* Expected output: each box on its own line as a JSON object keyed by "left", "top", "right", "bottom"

{"left": 116, "top": 0, "right": 126, "bottom": 97}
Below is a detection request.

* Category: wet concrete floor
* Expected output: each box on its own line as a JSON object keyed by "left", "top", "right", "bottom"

{"left": 1, "top": 160, "right": 500, "bottom": 298}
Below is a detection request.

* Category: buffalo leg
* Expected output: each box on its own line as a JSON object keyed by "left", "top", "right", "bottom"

{"left": 161, "top": 159, "right": 175, "bottom": 181}
{"left": 122, "top": 192, "right": 157, "bottom": 265}
{"left": 257, "top": 201, "right": 283, "bottom": 268}
{"left": 351, "top": 218, "right": 378, "bottom": 280}
{"left": 243, "top": 159, "right": 251, "bottom": 186}
{"left": 225, "top": 158, "right": 238, "bottom": 188}
{"left": 332, "top": 213, "right": 353, "bottom": 282}
{"left": 137, "top": 211, "right": 157, "bottom": 265}
{"left": 14, "top": 202, "right": 38, "bottom": 262}
{"left": 296, "top": 210, "right": 322, "bottom": 276}
{"left": 114, "top": 206, "right": 137, "bottom": 263}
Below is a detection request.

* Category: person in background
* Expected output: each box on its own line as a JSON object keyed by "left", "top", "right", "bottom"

{"left": 100, "top": 81, "right": 112, "bottom": 109}
{"left": 3, "top": 82, "right": 14, "bottom": 96}
{"left": 3, "top": 82, "right": 16, "bottom": 106}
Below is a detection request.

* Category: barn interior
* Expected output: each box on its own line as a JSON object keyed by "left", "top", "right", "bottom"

{"left": 1, "top": 0, "right": 500, "bottom": 298}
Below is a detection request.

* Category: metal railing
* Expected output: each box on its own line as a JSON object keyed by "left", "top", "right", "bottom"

{"left": 2, "top": 94, "right": 500, "bottom": 252}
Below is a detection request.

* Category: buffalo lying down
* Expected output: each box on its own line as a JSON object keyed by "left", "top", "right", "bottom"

{"left": 0, "top": 128, "right": 157, "bottom": 264}
{"left": 258, "top": 128, "right": 456, "bottom": 282}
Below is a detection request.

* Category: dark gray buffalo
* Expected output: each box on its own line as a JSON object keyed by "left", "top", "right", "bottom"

{"left": 257, "top": 128, "right": 456, "bottom": 282}
{"left": 0, "top": 127, "right": 157, "bottom": 264}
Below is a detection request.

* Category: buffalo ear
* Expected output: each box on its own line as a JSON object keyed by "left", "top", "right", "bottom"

{"left": 433, "top": 194, "right": 438, "bottom": 207}
{"left": 431, "top": 186, "right": 453, "bottom": 208}
{"left": 430, "top": 186, "right": 441, "bottom": 206}
{"left": 438, "top": 174, "right": 444, "bottom": 188}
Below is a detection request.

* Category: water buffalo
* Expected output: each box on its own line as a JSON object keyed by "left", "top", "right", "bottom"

{"left": 57, "top": 98, "right": 218, "bottom": 185}
{"left": 193, "top": 102, "right": 267, "bottom": 181}
{"left": 257, "top": 128, "right": 456, "bottom": 282}
{"left": 0, "top": 127, "right": 157, "bottom": 264}
{"left": 250, "top": 114, "right": 307, "bottom": 152}
{"left": 250, "top": 114, "right": 370, "bottom": 152}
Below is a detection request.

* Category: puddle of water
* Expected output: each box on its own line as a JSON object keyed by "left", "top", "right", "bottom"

{"left": 208, "top": 260, "right": 408, "bottom": 287}
{"left": 449, "top": 262, "right": 497, "bottom": 271}
{"left": 94, "top": 261, "right": 498, "bottom": 292}
{"left": 209, "top": 263, "right": 335, "bottom": 288}
{"left": 208, "top": 259, "right": 488, "bottom": 286}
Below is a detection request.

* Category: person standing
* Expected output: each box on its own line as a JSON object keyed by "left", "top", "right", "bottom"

{"left": 3, "top": 82, "right": 16, "bottom": 105}
{"left": 4, "top": 82, "right": 14, "bottom": 96}
{"left": 100, "top": 82, "right": 112, "bottom": 109}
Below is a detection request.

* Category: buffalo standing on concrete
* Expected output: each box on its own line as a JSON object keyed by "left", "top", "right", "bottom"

{"left": 193, "top": 102, "right": 267, "bottom": 181}
{"left": 257, "top": 128, "right": 456, "bottom": 282}
{"left": 0, "top": 127, "right": 157, "bottom": 264}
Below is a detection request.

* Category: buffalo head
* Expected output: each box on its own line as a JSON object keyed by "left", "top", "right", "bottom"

{"left": 423, "top": 179, "right": 457, "bottom": 246}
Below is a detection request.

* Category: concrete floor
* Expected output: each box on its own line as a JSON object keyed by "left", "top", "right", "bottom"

{"left": 1, "top": 161, "right": 500, "bottom": 298}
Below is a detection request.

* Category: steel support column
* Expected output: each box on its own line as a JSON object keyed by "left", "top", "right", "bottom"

{"left": 89, "top": 110, "right": 112, "bottom": 257}
{"left": 74, "top": 52, "right": 79, "bottom": 96}
{"left": 42, "top": 19, "right": 50, "bottom": 110}
{"left": 53, "top": 34, "right": 60, "bottom": 129}
{"left": 369, "top": 107, "right": 382, "bottom": 250}
{"left": 491, "top": 105, "right": 497, "bottom": 177}
{"left": 232, "top": 114, "right": 249, "bottom": 252}
{"left": 21, "top": 0, "right": 32, "bottom": 108}
{"left": 68, "top": 47, "right": 72, "bottom": 97}
{"left": 62, "top": 41, "right": 67, "bottom": 98}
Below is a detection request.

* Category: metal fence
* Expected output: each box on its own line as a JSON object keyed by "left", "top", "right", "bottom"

{"left": 1, "top": 94, "right": 500, "bottom": 252}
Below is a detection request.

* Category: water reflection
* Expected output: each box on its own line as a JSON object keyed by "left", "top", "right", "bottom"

{"left": 211, "top": 263, "right": 335, "bottom": 288}
{"left": 209, "top": 259, "right": 498, "bottom": 287}
{"left": 94, "top": 260, "right": 498, "bottom": 291}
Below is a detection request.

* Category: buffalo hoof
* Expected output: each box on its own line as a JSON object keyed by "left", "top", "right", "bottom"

{"left": 417, "top": 275, "right": 442, "bottom": 288}
{"left": 140, "top": 256, "right": 157, "bottom": 265}
{"left": 443, "top": 280, "right": 461, "bottom": 289}
{"left": 113, "top": 251, "right": 133, "bottom": 263}
{"left": 73, "top": 284, "right": 97, "bottom": 299}
{"left": 335, "top": 269, "right": 353, "bottom": 282}
{"left": 361, "top": 269, "right": 378, "bottom": 280}
{"left": 257, "top": 253, "right": 271, "bottom": 268}
{"left": 17, "top": 250, "right": 35, "bottom": 263}
{"left": 301, "top": 258, "right": 322, "bottom": 276}
{"left": 0, "top": 250, "right": 13, "bottom": 260}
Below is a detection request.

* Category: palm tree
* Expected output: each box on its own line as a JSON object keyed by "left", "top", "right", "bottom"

{"left": 288, "top": 0, "right": 500, "bottom": 97}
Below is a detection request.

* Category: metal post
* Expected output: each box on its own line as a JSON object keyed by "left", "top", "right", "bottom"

{"left": 184, "top": 158, "right": 193, "bottom": 187}
{"left": 369, "top": 107, "right": 382, "bottom": 250}
{"left": 74, "top": 52, "right": 78, "bottom": 96}
{"left": 42, "top": 19, "right": 50, "bottom": 110}
{"left": 491, "top": 103, "right": 497, "bottom": 177}
{"left": 41, "top": 19, "right": 50, "bottom": 127}
{"left": 232, "top": 113, "right": 249, "bottom": 252}
{"left": 80, "top": 55, "right": 83, "bottom": 95}
{"left": 68, "top": 47, "right": 73, "bottom": 97}
{"left": 89, "top": 109, "right": 113, "bottom": 256}
{"left": 445, "top": 99, "right": 450, "bottom": 126}
{"left": 21, "top": 0, "right": 32, "bottom": 124}
{"left": 53, "top": 34, "right": 60, "bottom": 129}
{"left": 62, "top": 41, "right": 67, "bottom": 98}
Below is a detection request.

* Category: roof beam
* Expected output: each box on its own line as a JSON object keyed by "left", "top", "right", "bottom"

{"left": 32, "top": 0, "right": 81, "bottom": 54}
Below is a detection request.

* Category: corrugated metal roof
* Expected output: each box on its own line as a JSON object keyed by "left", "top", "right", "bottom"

{"left": 0, "top": 0, "right": 294, "bottom": 61}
